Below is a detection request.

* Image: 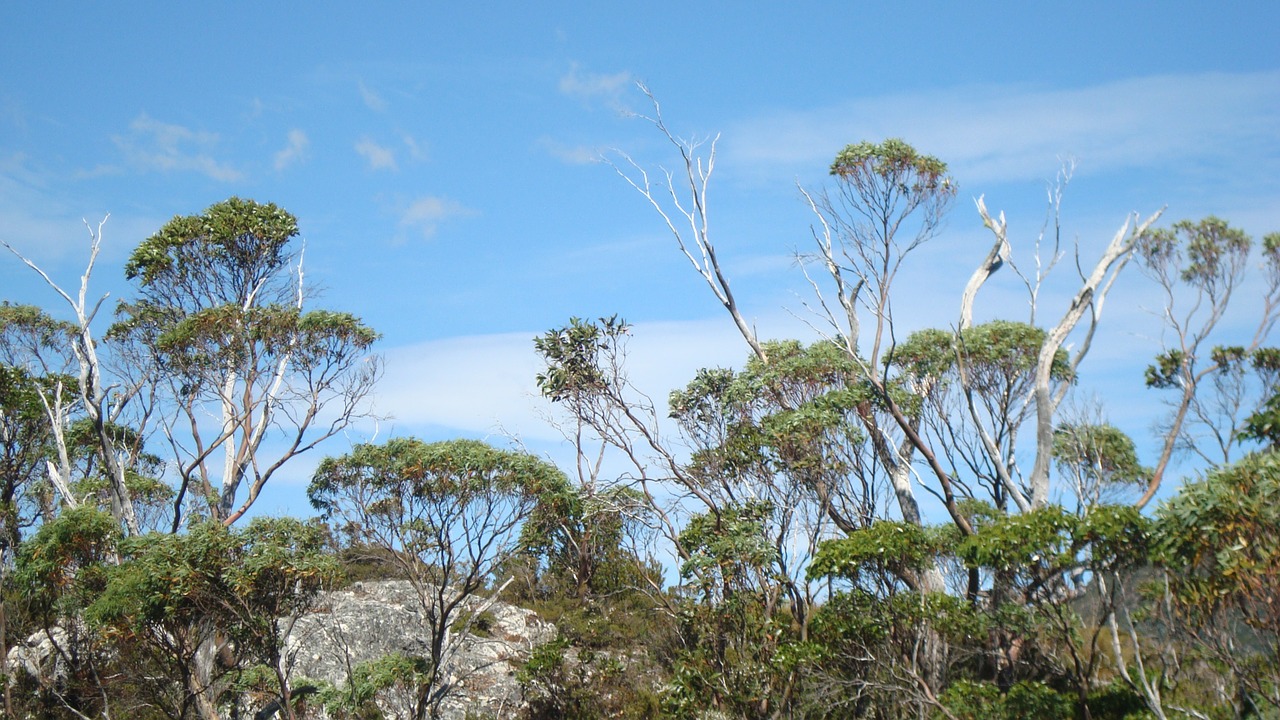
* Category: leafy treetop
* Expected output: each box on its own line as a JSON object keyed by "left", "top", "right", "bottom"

{"left": 830, "top": 137, "right": 952, "bottom": 194}
{"left": 124, "top": 197, "right": 299, "bottom": 307}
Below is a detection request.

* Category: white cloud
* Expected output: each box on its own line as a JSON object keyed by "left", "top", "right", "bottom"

{"left": 358, "top": 80, "right": 387, "bottom": 112}
{"left": 114, "top": 113, "right": 242, "bottom": 181}
{"left": 727, "top": 70, "right": 1280, "bottom": 187}
{"left": 0, "top": 189, "right": 163, "bottom": 295}
{"left": 559, "top": 62, "right": 632, "bottom": 106}
{"left": 397, "top": 195, "right": 474, "bottom": 239}
{"left": 1, "top": 96, "right": 26, "bottom": 131}
{"left": 538, "top": 136, "right": 602, "bottom": 165}
{"left": 355, "top": 136, "right": 397, "bottom": 170}
{"left": 273, "top": 129, "right": 309, "bottom": 171}
{"left": 372, "top": 317, "right": 765, "bottom": 443}
{"left": 401, "top": 132, "right": 427, "bottom": 161}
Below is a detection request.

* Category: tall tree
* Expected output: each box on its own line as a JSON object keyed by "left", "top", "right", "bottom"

{"left": 1135, "top": 218, "right": 1280, "bottom": 507}
{"left": 309, "top": 437, "right": 563, "bottom": 720}
{"left": 3, "top": 223, "right": 144, "bottom": 535}
{"left": 603, "top": 93, "right": 1179, "bottom": 715}
{"left": 112, "top": 197, "right": 382, "bottom": 527}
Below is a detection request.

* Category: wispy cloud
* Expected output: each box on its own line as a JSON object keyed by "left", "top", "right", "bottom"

{"left": 538, "top": 136, "right": 602, "bottom": 165}
{"left": 0, "top": 167, "right": 162, "bottom": 266}
{"left": 372, "top": 317, "right": 763, "bottom": 442}
{"left": 114, "top": 113, "right": 242, "bottom": 181}
{"left": 355, "top": 136, "right": 397, "bottom": 171}
{"left": 358, "top": 80, "right": 387, "bottom": 112}
{"left": 273, "top": 129, "right": 309, "bottom": 171}
{"left": 1, "top": 96, "right": 26, "bottom": 131}
{"left": 559, "top": 62, "right": 632, "bottom": 107}
{"left": 727, "top": 70, "right": 1280, "bottom": 187}
{"left": 398, "top": 195, "right": 474, "bottom": 239}
{"left": 401, "top": 132, "right": 427, "bottom": 162}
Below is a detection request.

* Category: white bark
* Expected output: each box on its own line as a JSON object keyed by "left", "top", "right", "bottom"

{"left": 1014, "top": 208, "right": 1165, "bottom": 507}
{"left": 3, "top": 219, "right": 141, "bottom": 534}
{"left": 610, "top": 84, "right": 767, "bottom": 363}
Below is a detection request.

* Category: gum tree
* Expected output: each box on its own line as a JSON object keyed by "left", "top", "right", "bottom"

{"left": 308, "top": 437, "right": 564, "bottom": 720}
{"left": 1135, "top": 218, "right": 1280, "bottom": 508}
{"left": 86, "top": 517, "right": 338, "bottom": 720}
{"left": 112, "top": 197, "right": 382, "bottom": 527}
{"left": 605, "top": 91, "right": 1169, "bottom": 714}
{"left": 3, "top": 224, "right": 144, "bottom": 535}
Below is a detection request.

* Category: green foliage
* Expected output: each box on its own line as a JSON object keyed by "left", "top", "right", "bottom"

{"left": 671, "top": 339, "right": 876, "bottom": 488}
{"left": 663, "top": 596, "right": 793, "bottom": 720}
{"left": 670, "top": 338, "right": 879, "bottom": 543}
{"left": 896, "top": 320, "right": 1072, "bottom": 385}
{"left": 1155, "top": 451, "right": 1280, "bottom": 624}
{"left": 334, "top": 542, "right": 420, "bottom": 584}
{"left": 316, "top": 653, "right": 432, "bottom": 719}
{"left": 1241, "top": 352, "right": 1280, "bottom": 448}
{"left": 310, "top": 438, "right": 564, "bottom": 541}
{"left": 808, "top": 521, "right": 943, "bottom": 584}
{"left": 0, "top": 363, "right": 58, "bottom": 549}
{"left": 13, "top": 505, "right": 120, "bottom": 621}
{"left": 959, "top": 505, "right": 1076, "bottom": 573}
{"left": 124, "top": 196, "right": 298, "bottom": 289}
{"left": 520, "top": 635, "right": 662, "bottom": 720}
{"left": 519, "top": 636, "right": 649, "bottom": 720}
{"left": 1140, "top": 216, "right": 1252, "bottom": 286}
{"left": 79, "top": 517, "right": 337, "bottom": 717}
{"left": 0, "top": 301, "right": 77, "bottom": 358}
{"left": 147, "top": 304, "right": 379, "bottom": 381}
{"left": 939, "top": 679, "right": 1149, "bottom": 720}
{"left": 678, "top": 502, "right": 778, "bottom": 589}
{"left": 814, "top": 588, "right": 991, "bottom": 650}
{"left": 87, "top": 521, "right": 233, "bottom": 637}
{"left": 666, "top": 499, "right": 802, "bottom": 719}
{"left": 958, "top": 504, "right": 1150, "bottom": 576}
{"left": 940, "top": 680, "right": 1074, "bottom": 720}
{"left": 535, "top": 315, "right": 629, "bottom": 402}
{"left": 1243, "top": 393, "right": 1280, "bottom": 448}
{"left": 830, "top": 137, "right": 952, "bottom": 194}
{"left": 1143, "top": 349, "right": 1186, "bottom": 389}
{"left": 1053, "top": 423, "right": 1151, "bottom": 488}
{"left": 518, "top": 479, "right": 658, "bottom": 607}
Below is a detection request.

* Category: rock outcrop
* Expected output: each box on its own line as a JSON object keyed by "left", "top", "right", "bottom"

{"left": 284, "top": 580, "right": 555, "bottom": 719}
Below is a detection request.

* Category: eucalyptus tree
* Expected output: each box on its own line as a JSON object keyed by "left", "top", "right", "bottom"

{"left": 0, "top": 362, "right": 51, "bottom": 710}
{"left": 1152, "top": 451, "right": 1280, "bottom": 715}
{"left": 1134, "top": 218, "right": 1280, "bottom": 507}
{"left": 894, "top": 320, "right": 1073, "bottom": 513}
{"left": 601, "top": 91, "right": 1180, "bottom": 715}
{"left": 0, "top": 360, "right": 56, "bottom": 554}
{"left": 308, "top": 437, "right": 564, "bottom": 720}
{"left": 84, "top": 516, "right": 338, "bottom": 720}
{"left": 112, "top": 197, "right": 382, "bottom": 527}
{"left": 3, "top": 224, "right": 144, "bottom": 535}
{"left": 534, "top": 323, "right": 896, "bottom": 715}
{"left": 9, "top": 505, "right": 121, "bottom": 718}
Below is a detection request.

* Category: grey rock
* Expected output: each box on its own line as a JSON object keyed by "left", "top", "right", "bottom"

{"left": 282, "top": 580, "right": 554, "bottom": 720}
{"left": 7, "top": 625, "right": 71, "bottom": 683}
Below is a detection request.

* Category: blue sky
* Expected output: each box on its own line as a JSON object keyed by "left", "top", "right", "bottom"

{"left": 2, "top": 2, "right": 1278, "bottom": 516}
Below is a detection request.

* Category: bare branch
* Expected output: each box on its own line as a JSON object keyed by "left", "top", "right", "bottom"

{"left": 1026, "top": 208, "right": 1165, "bottom": 507}
{"left": 3, "top": 219, "right": 141, "bottom": 534}
{"left": 608, "top": 83, "right": 767, "bottom": 363}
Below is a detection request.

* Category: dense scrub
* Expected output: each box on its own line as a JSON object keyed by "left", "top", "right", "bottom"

{"left": 4, "top": 136, "right": 1280, "bottom": 718}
